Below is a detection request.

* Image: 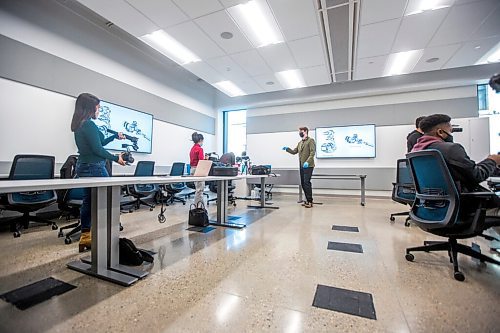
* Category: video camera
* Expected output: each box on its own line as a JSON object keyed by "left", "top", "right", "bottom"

{"left": 107, "top": 129, "right": 138, "bottom": 165}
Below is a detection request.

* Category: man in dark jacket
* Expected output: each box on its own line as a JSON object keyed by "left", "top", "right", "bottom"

{"left": 406, "top": 116, "right": 426, "bottom": 152}
{"left": 411, "top": 114, "right": 500, "bottom": 193}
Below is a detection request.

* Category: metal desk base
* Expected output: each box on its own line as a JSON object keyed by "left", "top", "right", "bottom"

{"left": 67, "top": 261, "right": 138, "bottom": 287}
{"left": 248, "top": 177, "right": 280, "bottom": 210}
{"left": 79, "top": 256, "right": 149, "bottom": 278}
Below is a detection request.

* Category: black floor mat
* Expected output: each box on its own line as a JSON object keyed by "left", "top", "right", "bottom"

{"left": 327, "top": 241, "right": 363, "bottom": 253}
{"left": 187, "top": 226, "right": 216, "bottom": 233}
{"left": 312, "top": 284, "right": 376, "bottom": 320}
{"left": 332, "top": 225, "right": 359, "bottom": 232}
{"left": 0, "top": 277, "right": 76, "bottom": 310}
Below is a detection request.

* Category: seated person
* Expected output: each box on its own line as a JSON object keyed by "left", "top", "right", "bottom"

{"left": 406, "top": 116, "right": 426, "bottom": 152}
{"left": 411, "top": 114, "right": 500, "bottom": 216}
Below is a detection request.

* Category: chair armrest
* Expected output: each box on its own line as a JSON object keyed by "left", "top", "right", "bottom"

{"left": 460, "top": 192, "right": 496, "bottom": 199}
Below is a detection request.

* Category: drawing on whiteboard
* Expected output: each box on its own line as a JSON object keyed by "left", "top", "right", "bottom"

{"left": 320, "top": 129, "right": 337, "bottom": 153}
{"left": 344, "top": 133, "right": 374, "bottom": 147}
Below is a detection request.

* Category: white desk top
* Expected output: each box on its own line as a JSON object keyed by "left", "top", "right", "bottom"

{"left": 0, "top": 174, "right": 275, "bottom": 193}
{"left": 489, "top": 177, "right": 500, "bottom": 183}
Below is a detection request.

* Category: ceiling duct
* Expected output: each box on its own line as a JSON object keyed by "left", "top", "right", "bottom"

{"left": 318, "top": 0, "right": 360, "bottom": 82}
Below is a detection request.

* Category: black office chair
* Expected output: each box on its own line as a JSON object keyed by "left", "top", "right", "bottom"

{"left": 124, "top": 161, "right": 157, "bottom": 211}
{"left": 0, "top": 155, "right": 58, "bottom": 237}
{"left": 390, "top": 159, "right": 416, "bottom": 227}
{"left": 57, "top": 187, "right": 84, "bottom": 244}
{"left": 162, "top": 162, "right": 188, "bottom": 205}
{"left": 207, "top": 181, "right": 237, "bottom": 206}
{"left": 404, "top": 150, "right": 500, "bottom": 281}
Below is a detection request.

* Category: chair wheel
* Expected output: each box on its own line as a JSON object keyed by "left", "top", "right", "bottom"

{"left": 404, "top": 221, "right": 411, "bottom": 227}
{"left": 149, "top": 207, "right": 154, "bottom": 211}
{"left": 454, "top": 271, "right": 465, "bottom": 281}
{"left": 64, "top": 238, "right": 72, "bottom": 245}
{"left": 13, "top": 231, "right": 21, "bottom": 238}
{"left": 120, "top": 225, "right": 124, "bottom": 231}
{"left": 389, "top": 216, "right": 395, "bottom": 222}
{"left": 233, "top": 203, "right": 236, "bottom": 206}
{"left": 58, "top": 231, "right": 64, "bottom": 238}
{"left": 52, "top": 224, "right": 58, "bottom": 230}
{"left": 405, "top": 253, "right": 414, "bottom": 262}
{"left": 158, "top": 214, "right": 166, "bottom": 223}
{"left": 183, "top": 202, "right": 186, "bottom": 205}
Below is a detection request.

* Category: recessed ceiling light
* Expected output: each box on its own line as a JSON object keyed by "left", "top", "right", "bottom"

{"left": 227, "top": 0, "right": 284, "bottom": 48}
{"left": 405, "top": 0, "right": 453, "bottom": 16}
{"left": 220, "top": 32, "right": 233, "bottom": 40}
{"left": 140, "top": 30, "right": 200, "bottom": 65}
{"left": 214, "top": 81, "right": 245, "bottom": 97}
{"left": 368, "top": 61, "right": 374, "bottom": 64}
{"left": 275, "top": 69, "right": 306, "bottom": 89}
{"left": 384, "top": 49, "right": 424, "bottom": 76}
{"left": 426, "top": 57, "right": 439, "bottom": 63}
{"left": 266, "top": 81, "right": 274, "bottom": 85}
{"left": 474, "top": 46, "right": 481, "bottom": 50}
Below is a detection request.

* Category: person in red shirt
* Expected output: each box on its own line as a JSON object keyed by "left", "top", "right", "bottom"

{"left": 190, "top": 132, "right": 206, "bottom": 204}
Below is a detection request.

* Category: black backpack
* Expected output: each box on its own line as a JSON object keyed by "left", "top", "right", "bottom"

{"left": 119, "top": 238, "right": 154, "bottom": 266}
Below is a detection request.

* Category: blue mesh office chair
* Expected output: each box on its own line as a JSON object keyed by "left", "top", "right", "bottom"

{"left": 163, "top": 162, "right": 188, "bottom": 205}
{"left": 0, "top": 155, "right": 58, "bottom": 237}
{"left": 390, "top": 159, "right": 416, "bottom": 227}
{"left": 405, "top": 150, "right": 500, "bottom": 281}
{"left": 126, "top": 161, "right": 157, "bottom": 211}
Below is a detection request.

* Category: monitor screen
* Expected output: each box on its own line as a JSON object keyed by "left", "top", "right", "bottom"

{"left": 93, "top": 100, "right": 153, "bottom": 154}
{"left": 315, "top": 124, "right": 376, "bottom": 158}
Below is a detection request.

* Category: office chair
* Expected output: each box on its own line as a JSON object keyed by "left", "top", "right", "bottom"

{"left": 0, "top": 154, "right": 58, "bottom": 237}
{"left": 207, "top": 181, "right": 237, "bottom": 207}
{"left": 390, "top": 159, "right": 416, "bottom": 227}
{"left": 404, "top": 150, "right": 500, "bottom": 281}
{"left": 162, "top": 162, "right": 188, "bottom": 205}
{"left": 124, "top": 161, "right": 157, "bottom": 211}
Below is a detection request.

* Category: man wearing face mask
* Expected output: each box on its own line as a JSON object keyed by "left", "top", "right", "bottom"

{"left": 282, "top": 127, "right": 316, "bottom": 208}
{"left": 411, "top": 114, "right": 500, "bottom": 193}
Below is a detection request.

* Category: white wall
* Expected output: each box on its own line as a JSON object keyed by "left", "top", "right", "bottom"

{"left": 0, "top": 78, "right": 214, "bottom": 169}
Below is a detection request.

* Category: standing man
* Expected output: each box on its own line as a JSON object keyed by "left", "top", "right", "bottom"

{"left": 283, "top": 127, "right": 316, "bottom": 208}
{"left": 407, "top": 116, "right": 426, "bottom": 152}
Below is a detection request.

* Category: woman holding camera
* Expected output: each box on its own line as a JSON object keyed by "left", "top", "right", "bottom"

{"left": 189, "top": 132, "right": 206, "bottom": 205}
{"left": 71, "top": 93, "right": 126, "bottom": 252}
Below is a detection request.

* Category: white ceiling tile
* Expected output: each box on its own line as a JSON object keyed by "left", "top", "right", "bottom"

{"left": 301, "top": 66, "right": 331, "bottom": 87}
{"left": 354, "top": 55, "right": 388, "bottom": 80}
{"left": 288, "top": 36, "right": 326, "bottom": 68}
{"left": 429, "top": 0, "right": 499, "bottom": 46}
{"left": 77, "top": 0, "right": 157, "bottom": 36}
{"left": 194, "top": 11, "right": 253, "bottom": 54}
{"left": 166, "top": 21, "right": 225, "bottom": 60}
{"left": 253, "top": 73, "right": 285, "bottom": 92}
{"left": 219, "top": 0, "right": 248, "bottom": 8}
{"left": 360, "top": 0, "right": 406, "bottom": 25}
{"left": 205, "top": 56, "right": 249, "bottom": 82}
{"left": 172, "top": 0, "right": 223, "bottom": 19}
{"left": 230, "top": 50, "right": 272, "bottom": 76}
{"left": 471, "top": 5, "right": 500, "bottom": 40}
{"left": 444, "top": 36, "right": 500, "bottom": 68}
{"left": 267, "top": 0, "right": 319, "bottom": 41}
{"left": 230, "top": 78, "right": 264, "bottom": 95}
{"left": 392, "top": 7, "right": 449, "bottom": 52}
{"left": 183, "top": 62, "right": 225, "bottom": 84}
{"left": 258, "top": 43, "right": 297, "bottom": 71}
{"left": 125, "top": 0, "right": 188, "bottom": 29}
{"left": 413, "top": 44, "right": 462, "bottom": 72}
{"left": 357, "top": 19, "right": 401, "bottom": 58}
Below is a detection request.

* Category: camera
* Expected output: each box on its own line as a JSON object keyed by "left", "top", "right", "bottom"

{"left": 121, "top": 144, "right": 135, "bottom": 165}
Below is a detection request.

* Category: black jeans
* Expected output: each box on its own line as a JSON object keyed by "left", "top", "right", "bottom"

{"left": 300, "top": 167, "right": 314, "bottom": 203}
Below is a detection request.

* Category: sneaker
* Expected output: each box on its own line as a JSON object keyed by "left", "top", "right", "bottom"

{"left": 304, "top": 202, "right": 313, "bottom": 208}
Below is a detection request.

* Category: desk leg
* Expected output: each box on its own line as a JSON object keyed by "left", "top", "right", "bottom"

{"left": 67, "top": 186, "right": 139, "bottom": 286}
{"left": 210, "top": 180, "right": 245, "bottom": 229}
{"left": 360, "top": 176, "right": 366, "bottom": 206}
{"left": 248, "top": 177, "right": 279, "bottom": 209}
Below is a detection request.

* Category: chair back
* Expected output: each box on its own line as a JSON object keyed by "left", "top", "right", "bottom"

{"left": 392, "top": 159, "right": 415, "bottom": 204}
{"left": 406, "top": 150, "right": 460, "bottom": 230}
{"left": 133, "top": 161, "right": 157, "bottom": 193}
{"left": 9, "top": 155, "right": 55, "bottom": 180}
{"left": 7, "top": 155, "right": 56, "bottom": 206}
{"left": 169, "top": 162, "right": 186, "bottom": 190}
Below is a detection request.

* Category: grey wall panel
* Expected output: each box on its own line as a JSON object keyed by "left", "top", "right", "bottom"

{"left": 0, "top": 34, "right": 215, "bottom": 134}
{"left": 246, "top": 168, "right": 396, "bottom": 190}
{"left": 247, "top": 97, "right": 477, "bottom": 134}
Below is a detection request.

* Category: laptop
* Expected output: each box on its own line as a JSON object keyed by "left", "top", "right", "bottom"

{"left": 192, "top": 160, "right": 212, "bottom": 177}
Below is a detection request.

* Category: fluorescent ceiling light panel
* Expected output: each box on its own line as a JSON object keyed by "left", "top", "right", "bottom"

{"left": 214, "top": 81, "right": 246, "bottom": 97}
{"left": 384, "top": 50, "right": 424, "bottom": 76}
{"left": 275, "top": 69, "right": 306, "bottom": 89}
{"left": 405, "top": 0, "right": 454, "bottom": 16}
{"left": 227, "top": 0, "right": 284, "bottom": 48}
{"left": 140, "top": 30, "right": 200, "bottom": 65}
{"left": 476, "top": 42, "right": 500, "bottom": 64}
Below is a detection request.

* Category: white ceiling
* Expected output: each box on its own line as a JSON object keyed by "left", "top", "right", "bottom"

{"left": 76, "top": 0, "right": 500, "bottom": 96}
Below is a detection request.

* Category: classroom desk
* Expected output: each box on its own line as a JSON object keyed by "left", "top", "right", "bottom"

{"left": 0, "top": 174, "right": 272, "bottom": 286}
{"left": 244, "top": 174, "right": 280, "bottom": 209}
